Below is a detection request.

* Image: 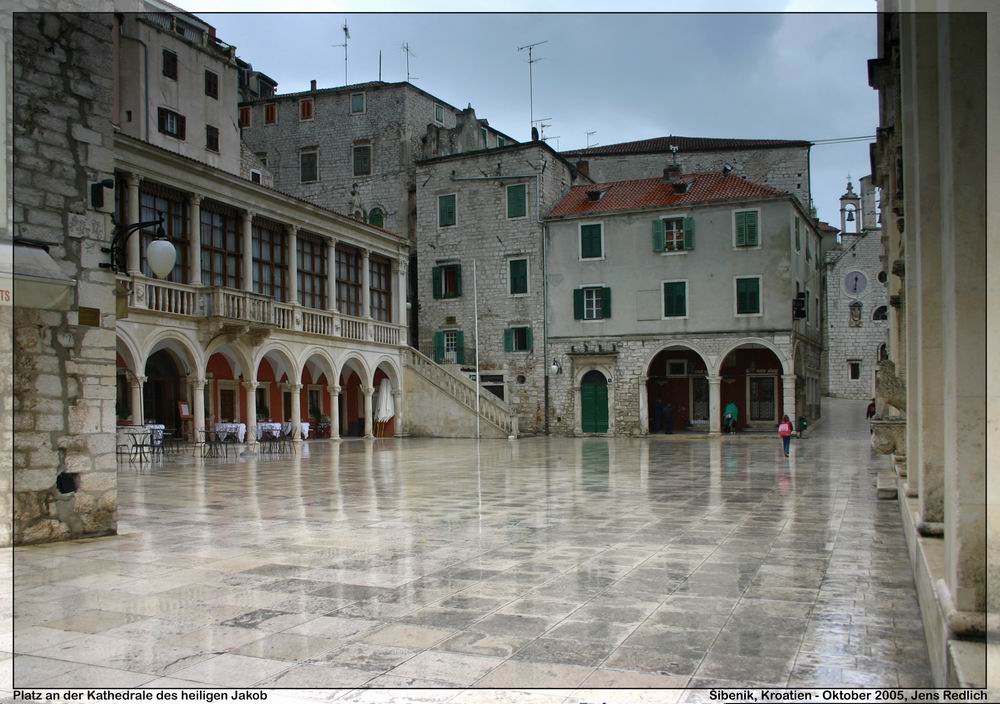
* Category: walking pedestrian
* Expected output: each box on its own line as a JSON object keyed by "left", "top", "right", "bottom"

{"left": 866, "top": 398, "right": 877, "bottom": 434}
{"left": 724, "top": 401, "right": 739, "bottom": 434}
{"left": 778, "top": 414, "right": 793, "bottom": 457}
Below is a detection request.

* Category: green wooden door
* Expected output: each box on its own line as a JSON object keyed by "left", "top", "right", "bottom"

{"left": 580, "top": 371, "right": 609, "bottom": 433}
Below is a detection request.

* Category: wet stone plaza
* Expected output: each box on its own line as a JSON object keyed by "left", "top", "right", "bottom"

{"left": 8, "top": 399, "right": 931, "bottom": 692}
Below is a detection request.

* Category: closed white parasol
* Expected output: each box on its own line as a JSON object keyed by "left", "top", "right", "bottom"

{"left": 374, "top": 379, "right": 394, "bottom": 423}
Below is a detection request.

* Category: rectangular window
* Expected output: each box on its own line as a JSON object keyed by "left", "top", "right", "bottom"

{"left": 264, "top": 103, "right": 277, "bottom": 124}
{"left": 369, "top": 255, "right": 392, "bottom": 322}
{"left": 204, "top": 70, "right": 218, "bottom": 99}
{"left": 506, "top": 183, "right": 527, "bottom": 219}
{"left": 580, "top": 223, "right": 603, "bottom": 259}
{"left": 736, "top": 276, "right": 761, "bottom": 315}
{"left": 432, "top": 264, "right": 462, "bottom": 299}
{"left": 794, "top": 217, "right": 801, "bottom": 251}
{"left": 255, "top": 152, "right": 268, "bottom": 167}
{"left": 139, "top": 183, "right": 188, "bottom": 282}
{"left": 481, "top": 127, "right": 489, "bottom": 148}
{"left": 504, "top": 326, "right": 533, "bottom": 353}
{"left": 497, "top": 136, "right": 506, "bottom": 148}
{"left": 157, "top": 107, "right": 186, "bottom": 139}
{"left": 299, "top": 97, "right": 314, "bottom": 121}
{"left": 350, "top": 92, "right": 365, "bottom": 114}
{"left": 239, "top": 106, "right": 251, "bottom": 128}
{"left": 848, "top": 360, "right": 861, "bottom": 380}
{"left": 201, "top": 205, "right": 241, "bottom": 289}
{"left": 206, "top": 124, "right": 219, "bottom": 152}
{"left": 162, "top": 49, "right": 177, "bottom": 79}
{"left": 296, "top": 234, "right": 326, "bottom": 310}
{"left": 250, "top": 170, "right": 262, "bottom": 184}
{"left": 444, "top": 330, "right": 459, "bottom": 362}
{"left": 662, "top": 280, "right": 687, "bottom": 318}
{"left": 653, "top": 216, "right": 695, "bottom": 253}
{"left": 805, "top": 288, "right": 811, "bottom": 322}
{"left": 336, "top": 246, "right": 362, "bottom": 317}
{"left": 584, "top": 287, "right": 604, "bottom": 320}
{"left": 508, "top": 258, "right": 528, "bottom": 296}
{"left": 667, "top": 360, "right": 687, "bottom": 376}
{"left": 353, "top": 145, "right": 372, "bottom": 177}
{"left": 300, "top": 150, "right": 318, "bottom": 183}
{"left": 252, "top": 220, "right": 288, "bottom": 302}
{"left": 434, "top": 103, "right": 445, "bottom": 124}
{"left": 438, "top": 194, "right": 456, "bottom": 227}
{"left": 734, "top": 210, "right": 760, "bottom": 247}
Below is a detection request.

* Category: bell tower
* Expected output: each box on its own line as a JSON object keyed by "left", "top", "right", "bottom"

{"left": 839, "top": 176, "right": 861, "bottom": 235}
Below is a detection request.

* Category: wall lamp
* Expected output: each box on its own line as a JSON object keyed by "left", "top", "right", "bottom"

{"left": 100, "top": 213, "right": 176, "bottom": 278}
{"left": 550, "top": 359, "right": 562, "bottom": 375}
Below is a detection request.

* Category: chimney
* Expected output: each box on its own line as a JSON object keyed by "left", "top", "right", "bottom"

{"left": 663, "top": 164, "right": 682, "bottom": 182}
{"left": 531, "top": 126, "right": 539, "bottom": 142}
{"left": 575, "top": 160, "right": 590, "bottom": 178}
{"left": 310, "top": 79, "right": 317, "bottom": 91}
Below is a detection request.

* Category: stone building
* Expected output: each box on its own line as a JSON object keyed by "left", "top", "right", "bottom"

{"left": 823, "top": 176, "right": 888, "bottom": 399}
{"left": 238, "top": 80, "right": 517, "bottom": 344}
{"left": 413, "top": 142, "right": 583, "bottom": 434}
{"left": 543, "top": 165, "right": 825, "bottom": 436}
{"left": 562, "top": 135, "right": 812, "bottom": 211}
{"left": 867, "top": 5, "right": 989, "bottom": 688}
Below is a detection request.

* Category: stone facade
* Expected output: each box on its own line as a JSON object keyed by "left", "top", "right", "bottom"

{"left": 414, "top": 143, "right": 578, "bottom": 435}
{"left": 239, "top": 139, "right": 273, "bottom": 187}
{"left": 824, "top": 178, "right": 889, "bottom": 400}
{"left": 11, "top": 12, "right": 119, "bottom": 544}
{"left": 564, "top": 144, "right": 811, "bottom": 210}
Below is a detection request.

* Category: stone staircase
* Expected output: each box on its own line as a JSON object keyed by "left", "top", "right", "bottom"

{"left": 402, "top": 346, "right": 519, "bottom": 439}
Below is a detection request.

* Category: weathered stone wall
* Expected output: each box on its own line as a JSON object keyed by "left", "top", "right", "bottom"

{"left": 12, "top": 12, "right": 118, "bottom": 544}
{"left": 574, "top": 146, "right": 811, "bottom": 210}
{"left": 824, "top": 228, "right": 889, "bottom": 399}
{"left": 239, "top": 139, "right": 273, "bottom": 187}
{"left": 415, "top": 145, "right": 575, "bottom": 435}
{"left": 403, "top": 366, "right": 507, "bottom": 439}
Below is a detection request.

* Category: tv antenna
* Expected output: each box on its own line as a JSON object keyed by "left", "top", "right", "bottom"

{"left": 332, "top": 20, "right": 350, "bottom": 85}
{"left": 517, "top": 40, "right": 548, "bottom": 139}
{"left": 586, "top": 131, "right": 598, "bottom": 148}
{"left": 532, "top": 118, "right": 552, "bottom": 140}
{"left": 402, "top": 42, "right": 418, "bottom": 82}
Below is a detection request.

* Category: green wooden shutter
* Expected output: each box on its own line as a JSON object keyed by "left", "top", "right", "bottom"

{"left": 746, "top": 211, "right": 759, "bottom": 246}
{"left": 503, "top": 328, "right": 513, "bottom": 352}
{"left": 735, "top": 212, "right": 747, "bottom": 247}
{"left": 581, "top": 224, "right": 602, "bottom": 258}
{"left": 508, "top": 185, "right": 526, "bottom": 219}
{"left": 573, "top": 289, "right": 584, "bottom": 320}
{"left": 432, "top": 266, "right": 442, "bottom": 299}
{"left": 664, "top": 282, "right": 685, "bottom": 317}
{"left": 439, "top": 195, "right": 456, "bottom": 226}
{"left": 684, "top": 216, "right": 695, "bottom": 250}
{"left": 509, "top": 259, "right": 527, "bottom": 295}
{"left": 524, "top": 327, "right": 533, "bottom": 351}
{"left": 433, "top": 331, "right": 444, "bottom": 363}
{"left": 455, "top": 331, "right": 465, "bottom": 364}
{"left": 652, "top": 219, "right": 666, "bottom": 253}
{"left": 601, "top": 287, "right": 612, "bottom": 319}
{"left": 454, "top": 265, "right": 462, "bottom": 296}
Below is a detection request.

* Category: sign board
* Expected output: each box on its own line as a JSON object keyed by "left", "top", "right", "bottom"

{"left": 78, "top": 307, "right": 100, "bottom": 327}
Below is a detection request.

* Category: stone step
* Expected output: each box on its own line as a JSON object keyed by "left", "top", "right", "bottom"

{"left": 877, "top": 471, "right": 898, "bottom": 499}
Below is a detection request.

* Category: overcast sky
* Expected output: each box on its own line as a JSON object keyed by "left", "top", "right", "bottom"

{"left": 201, "top": 11, "right": 877, "bottom": 226}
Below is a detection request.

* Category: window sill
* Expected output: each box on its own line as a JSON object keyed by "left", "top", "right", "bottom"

{"left": 659, "top": 250, "right": 689, "bottom": 256}
{"left": 732, "top": 245, "right": 762, "bottom": 251}
{"left": 579, "top": 257, "right": 606, "bottom": 262}
{"left": 735, "top": 312, "right": 764, "bottom": 318}
{"left": 661, "top": 315, "right": 689, "bottom": 321}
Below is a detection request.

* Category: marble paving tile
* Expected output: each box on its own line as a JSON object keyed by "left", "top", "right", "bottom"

{"left": 313, "top": 642, "right": 417, "bottom": 671}
{"left": 170, "top": 652, "right": 293, "bottom": 687}
{"left": 232, "top": 632, "right": 342, "bottom": 662}
{"left": 39, "top": 664, "right": 156, "bottom": 687}
{"left": 11, "top": 655, "right": 86, "bottom": 688}
{"left": 436, "top": 630, "right": 531, "bottom": 658}
{"left": 12, "top": 625, "right": 87, "bottom": 654}
{"left": 359, "top": 623, "right": 457, "bottom": 650}
{"left": 387, "top": 650, "right": 504, "bottom": 686}
{"left": 285, "top": 616, "right": 383, "bottom": 641}
{"left": 511, "top": 637, "right": 617, "bottom": 667}
{"left": 39, "top": 609, "right": 147, "bottom": 635}
{"left": 474, "top": 660, "right": 596, "bottom": 688}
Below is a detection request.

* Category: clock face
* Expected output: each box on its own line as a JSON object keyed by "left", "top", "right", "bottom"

{"left": 845, "top": 271, "right": 868, "bottom": 296}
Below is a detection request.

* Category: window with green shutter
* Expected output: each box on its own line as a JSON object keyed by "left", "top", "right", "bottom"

{"left": 576, "top": 286, "right": 610, "bottom": 320}
{"left": 652, "top": 219, "right": 666, "bottom": 252}
{"left": 438, "top": 329, "right": 464, "bottom": 364}
{"left": 580, "top": 223, "right": 603, "bottom": 259}
{"left": 432, "top": 264, "right": 462, "bottom": 299}
{"left": 736, "top": 277, "right": 761, "bottom": 315}
{"left": 735, "top": 210, "right": 759, "bottom": 247}
{"left": 663, "top": 281, "right": 687, "bottom": 318}
{"left": 504, "top": 326, "right": 532, "bottom": 352}
{"left": 507, "top": 184, "right": 527, "bottom": 219}
{"left": 350, "top": 92, "right": 365, "bottom": 114}
{"left": 438, "top": 194, "right": 456, "bottom": 227}
{"left": 509, "top": 258, "right": 528, "bottom": 295}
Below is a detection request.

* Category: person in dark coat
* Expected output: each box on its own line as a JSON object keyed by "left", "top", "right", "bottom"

{"left": 866, "top": 398, "right": 877, "bottom": 434}
{"left": 663, "top": 403, "right": 674, "bottom": 434}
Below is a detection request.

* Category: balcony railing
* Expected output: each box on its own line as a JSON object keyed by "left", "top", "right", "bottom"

{"left": 129, "top": 276, "right": 405, "bottom": 347}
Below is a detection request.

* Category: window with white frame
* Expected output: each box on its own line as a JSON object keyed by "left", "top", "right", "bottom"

{"left": 434, "top": 103, "right": 445, "bottom": 124}
{"left": 444, "top": 330, "right": 458, "bottom": 361}
{"left": 663, "top": 217, "right": 685, "bottom": 252}
{"left": 350, "top": 92, "right": 365, "bottom": 114}
{"left": 584, "top": 287, "right": 603, "bottom": 320}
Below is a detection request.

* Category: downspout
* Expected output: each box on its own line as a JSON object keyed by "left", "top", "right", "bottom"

{"left": 120, "top": 21, "right": 150, "bottom": 141}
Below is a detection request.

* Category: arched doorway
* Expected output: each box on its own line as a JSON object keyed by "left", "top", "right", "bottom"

{"left": 718, "top": 343, "right": 787, "bottom": 431}
{"left": 580, "top": 370, "right": 609, "bottom": 434}
{"left": 373, "top": 360, "right": 401, "bottom": 437}
{"left": 339, "top": 357, "right": 368, "bottom": 437}
{"left": 645, "top": 346, "right": 710, "bottom": 433}
{"left": 144, "top": 349, "right": 183, "bottom": 429}
{"left": 300, "top": 351, "right": 337, "bottom": 438}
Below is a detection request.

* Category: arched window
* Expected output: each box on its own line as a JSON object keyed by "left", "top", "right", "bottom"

{"left": 878, "top": 343, "right": 888, "bottom": 361}
{"left": 872, "top": 305, "right": 888, "bottom": 321}
{"left": 367, "top": 207, "right": 384, "bottom": 228}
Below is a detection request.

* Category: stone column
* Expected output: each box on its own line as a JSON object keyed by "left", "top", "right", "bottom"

{"left": 329, "top": 385, "right": 341, "bottom": 440}
{"left": 327, "top": 239, "right": 338, "bottom": 312}
{"left": 290, "top": 383, "right": 302, "bottom": 442}
{"left": 637, "top": 377, "right": 649, "bottom": 435}
{"left": 708, "top": 375, "right": 722, "bottom": 434}
{"left": 193, "top": 378, "right": 206, "bottom": 441}
{"left": 782, "top": 374, "right": 797, "bottom": 424}
{"left": 126, "top": 173, "right": 141, "bottom": 275}
{"left": 391, "top": 259, "right": 402, "bottom": 326}
{"left": 242, "top": 210, "right": 255, "bottom": 293}
{"left": 392, "top": 389, "right": 403, "bottom": 437}
{"left": 287, "top": 224, "right": 298, "bottom": 305}
{"left": 361, "top": 248, "right": 371, "bottom": 319}
{"left": 244, "top": 380, "right": 258, "bottom": 443}
{"left": 189, "top": 194, "right": 202, "bottom": 285}
{"left": 130, "top": 375, "right": 146, "bottom": 425}
{"left": 362, "top": 385, "right": 374, "bottom": 439}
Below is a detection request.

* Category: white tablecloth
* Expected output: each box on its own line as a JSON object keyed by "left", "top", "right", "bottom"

{"left": 256, "top": 422, "right": 282, "bottom": 439}
{"left": 281, "top": 422, "right": 310, "bottom": 439}
{"left": 256, "top": 422, "right": 310, "bottom": 439}
{"left": 144, "top": 423, "right": 165, "bottom": 440}
{"left": 214, "top": 422, "right": 246, "bottom": 442}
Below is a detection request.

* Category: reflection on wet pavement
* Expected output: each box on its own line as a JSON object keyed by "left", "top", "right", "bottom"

{"left": 9, "top": 398, "right": 930, "bottom": 690}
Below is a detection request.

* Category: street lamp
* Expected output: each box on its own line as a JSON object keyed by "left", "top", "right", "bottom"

{"left": 100, "top": 214, "right": 176, "bottom": 278}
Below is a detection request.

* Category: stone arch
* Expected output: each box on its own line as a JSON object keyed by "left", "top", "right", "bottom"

{"left": 372, "top": 356, "right": 403, "bottom": 437}
{"left": 202, "top": 338, "right": 253, "bottom": 380}
{"left": 338, "top": 353, "right": 372, "bottom": 438}
{"left": 116, "top": 329, "right": 142, "bottom": 374}
{"left": 371, "top": 355, "right": 401, "bottom": 389}
{"left": 642, "top": 341, "right": 713, "bottom": 434}
{"left": 716, "top": 339, "right": 792, "bottom": 431}
{"left": 573, "top": 364, "right": 615, "bottom": 436}
{"left": 298, "top": 346, "right": 338, "bottom": 386}
{"left": 339, "top": 353, "right": 371, "bottom": 385}
{"left": 143, "top": 329, "right": 202, "bottom": 377}
{"left": 254, "top": 342, "right": 298, "bottom": 384}
{"left": 714, "top": 337, "right": 792, "bottom": 376}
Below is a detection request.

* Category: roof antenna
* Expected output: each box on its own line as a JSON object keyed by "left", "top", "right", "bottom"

{"left": 332, "top": 20, "right": 350, "bottom": 85}
{"left": 586, "top": 131, "right": 598, "bottom": 149}
{"left": 669, "top": 144, "right": 679, "bottom": 165}
{"left": 402, "top": 42, "right": 418, "bottom": 82}
{"left": 517, "top": 40, "right": 548, "bottom": 141}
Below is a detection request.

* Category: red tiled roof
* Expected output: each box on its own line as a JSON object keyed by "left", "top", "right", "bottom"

{"left": 561, "top": 135, "right": 810, "bottom": 157}
{"left": 546, "top": 172, "right": 789, "bottom": 219}
{"left": 817, "top": 220, "right": 840, "bottom": 234}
